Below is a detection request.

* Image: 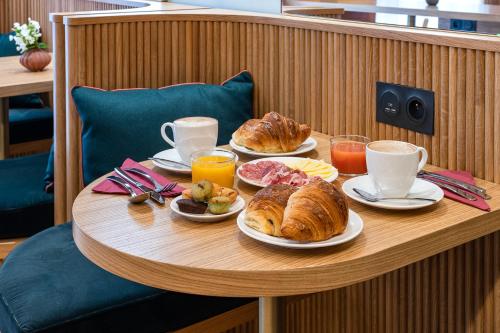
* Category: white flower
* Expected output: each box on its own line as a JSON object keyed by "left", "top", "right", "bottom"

{"left": 9, "top": 35, "right": 13, "bottom": 41}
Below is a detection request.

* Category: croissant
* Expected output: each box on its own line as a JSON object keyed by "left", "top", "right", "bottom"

{"left": 232, "top": 112, "right": 311, "bottom": 153}
{"left": 244, "top": 184, "right": 297, "bottom": 236}
{"left": 281, "top": 179, "right": 348, "bottom": 242}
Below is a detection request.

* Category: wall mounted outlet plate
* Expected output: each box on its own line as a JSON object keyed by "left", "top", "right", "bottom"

{"left": 376, "top": 82, "right": 434, "bottom": 135}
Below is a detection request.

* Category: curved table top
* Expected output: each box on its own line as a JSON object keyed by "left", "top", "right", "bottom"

{"left": 73, "top": 131, "right": 500, "bottom": 297}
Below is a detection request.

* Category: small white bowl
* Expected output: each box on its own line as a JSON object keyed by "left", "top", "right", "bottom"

{"left": 170, "top": 195, "right": 245, "bottom": 222}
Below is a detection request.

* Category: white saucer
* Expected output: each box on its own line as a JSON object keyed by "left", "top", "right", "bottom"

{"left": 230, "top": 137, "right": 317, "bottom": 157}
{"left": 342, "top": 175, "right": 444, "bottom": 210}
{"left": 171, "top": 195, "right": 245, "bottom": 222}
{"left": 237, "top": 156, "right": 338, "bottom": 188}
{"left": 152, "top": 148, "right": 191, "bottom": 174}
{"left": 236, "top": 209, "right": 363, "bottom": 249}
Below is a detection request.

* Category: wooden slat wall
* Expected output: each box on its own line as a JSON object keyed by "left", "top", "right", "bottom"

{"left": 65, "top": 17, "right": 500, "bottom": 186}
{"left": 62, "top": 13, "right": 500, "bottom": 332}
{"left": 0, "top": 0, "right": 135, "bottom": 48}
{"left": 283, "top": 231, "right": 500, "bottom": 333}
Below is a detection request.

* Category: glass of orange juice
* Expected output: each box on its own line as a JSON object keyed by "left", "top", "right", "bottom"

{"left": 191, "top": 150, "right": 238, "bottom": 188}
{"left": 330, "top": 135, "right": 370, "bottom": 176}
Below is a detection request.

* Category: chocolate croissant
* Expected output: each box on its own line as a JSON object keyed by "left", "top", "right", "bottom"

{"left": 232, "top": 112, "right": 311, "bottom": 153}
{"left": 244, "top": 184, "right": 297, "bottom": 236}
{"left": 281, "top": 179, "right": 348, "bottom": 242}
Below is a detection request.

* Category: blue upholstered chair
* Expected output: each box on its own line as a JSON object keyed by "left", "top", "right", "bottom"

{"left": 0, "top": 71, "right": 255, "bottom": 332}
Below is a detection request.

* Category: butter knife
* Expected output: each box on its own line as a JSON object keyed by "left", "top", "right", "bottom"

{"left": 423, "top": 178, "right": 477, "bottom": 201}
{"left": 114, "top": 168, "right": 165, "bottom": 205}
{"left": 148, "top": 157, "right": 191, "bottom": 169}
{"left": 418, "top": 171, "right": 491, "bottom": 200}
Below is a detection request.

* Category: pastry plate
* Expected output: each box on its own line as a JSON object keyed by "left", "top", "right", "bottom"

{"left": 237, "top": 156, "right": 338, "bottom": 188}
{"left": 229, "top": 137, "right": 317, "bottom": 157}
{"left": 342, "top": 175, "right": 444, "bottom": 210}
{"left": 171, "top": 195, "right": 245, "bottom": 222}
{"left": 152, "top": 148, "right": 191, "bottom": 174}
{"left": 237, "top": 209, "right": 363, "bottom": 249}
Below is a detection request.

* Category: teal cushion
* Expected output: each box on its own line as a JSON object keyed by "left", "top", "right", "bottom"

{"left": 0, "top": 223, "right": 253, "bottom": 333}
{"left": 0, "top": 32, "right": 17, "bottom": 57}
{"left": 72, "top": 71, "right": 253, "bottom": 184}
{"left": 44, "top": 144, "right": 55, "bottom": 192}
{"left": 0, "top": 153, "right": 54, "bottom": 238}
{"left": 9, "top": 107, "right": 53, "bottom": 144}
{"left": 0, "top": 33, "right": 44, "bottom": 109}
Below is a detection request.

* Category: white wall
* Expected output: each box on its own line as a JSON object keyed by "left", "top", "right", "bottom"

{"left": 170, "top": 0, "right": 282, "bottom": 14}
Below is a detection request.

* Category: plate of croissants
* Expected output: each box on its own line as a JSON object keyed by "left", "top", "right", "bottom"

{"left": 237, "top": 179, "right": 363, "bottom": 249}
{"left": 230, "top": 112, "right": 317, "bottom": 156}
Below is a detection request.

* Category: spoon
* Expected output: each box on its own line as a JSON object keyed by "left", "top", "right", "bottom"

{"left": 353, "top": 188, "right": 436, "bottom": 202}
{"left": 107, "top": 176, "right": 151, "bottom": 204}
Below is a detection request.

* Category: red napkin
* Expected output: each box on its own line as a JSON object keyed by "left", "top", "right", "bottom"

{"left": 424, "top": 170, "right": 490, "bottom": 211}
{"left": 92, "top": 158, "right": 184, "bottom": 197}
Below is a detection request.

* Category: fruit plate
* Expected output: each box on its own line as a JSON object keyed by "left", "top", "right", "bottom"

{"left": 236, "top": 209, "right": 363, "bottom": 249}
{"left": 236, "top": 156, "right": 338, "bottom": 188}
{"left": 170, "top": 195, "right": 245, "bottom": 222}
{"left": 229, "top": 137, "right": 317, "bottom": 157}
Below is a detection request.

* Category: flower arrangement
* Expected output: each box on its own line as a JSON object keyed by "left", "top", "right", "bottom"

{"left": 9, "top": 18, "right": 47, "bottom": 54}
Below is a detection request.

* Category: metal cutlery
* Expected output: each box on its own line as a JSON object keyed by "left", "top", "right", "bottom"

{"left": 125, "top": 168, "right": 177, "bottom": 194}
{"left": 114, "top": 167, "right": 165, "bottom": 205}
{"left": 148, "top": 157, "right": 190, "bottom": 169}
{"left": 421, "top": 178, "right": 477, "bottom": 201}
{"left": 107, "top": 176, "right": 151, "bottom": 204}
{"left": 418, "top": 171, "right": 490, "bottom": 200}
{"left": 353, "top": 188, "right": 437, "bottom": 203}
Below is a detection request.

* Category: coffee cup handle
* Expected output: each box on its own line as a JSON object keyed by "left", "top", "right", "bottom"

{"left": 161, "top": 122, "right": 175, "bottom": 147}
{"left": 416, "top": 147, "right": 428, "bottom": 172}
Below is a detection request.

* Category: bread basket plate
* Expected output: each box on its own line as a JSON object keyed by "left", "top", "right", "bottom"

{"left": 171, "top": 195, "right": 245, "bottom": 222}
{"left": 237, "top": 209, "right": 363, "bottom": 249}
{"left": 237, "top": 157, "right": 338, "bottom": 188}
{"left": 342, "top": 175, "right": 444, "bottom": 210}
{"left": 229, "top": 137, "right": 317, "bottom": 157}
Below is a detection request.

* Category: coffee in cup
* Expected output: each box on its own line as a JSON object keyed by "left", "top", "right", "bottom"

{"left": 366, "top": 140, "right": 428, "bottom": 197}
{"left": 161, "top": 117, "right": 218, "bottom": 163}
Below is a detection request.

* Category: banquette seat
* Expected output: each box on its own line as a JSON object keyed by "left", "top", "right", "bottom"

{"left": 0, "top": 71, "right": 255, "bottom": 332}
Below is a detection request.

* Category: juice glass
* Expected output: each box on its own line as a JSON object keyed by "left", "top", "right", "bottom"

{"left": 330, "top": 135, "right": 370, "bottom": 176}
{"left": 191, "top": 149, "right": 237, "bottom": 188}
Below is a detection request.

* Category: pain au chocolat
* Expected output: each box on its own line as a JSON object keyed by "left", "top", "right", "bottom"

{"left": 232, "top": 112, "right": 311, "bottom": 153}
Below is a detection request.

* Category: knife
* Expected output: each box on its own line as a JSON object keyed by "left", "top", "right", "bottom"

{"left": 418, "top": 171, "right": 491, "bottom": 200}
{"left": 422, "top": 177, "right": 478, "bottom": 201}
{"left": 148, "top": 157, "right": 191, "bottom": 169}
{"left": 114, "top": 167, "right": 165, "bottom": 205}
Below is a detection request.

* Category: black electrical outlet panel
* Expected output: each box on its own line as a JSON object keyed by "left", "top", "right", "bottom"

{"left": 376, "top": 82, "right": 434, "bottom": 135}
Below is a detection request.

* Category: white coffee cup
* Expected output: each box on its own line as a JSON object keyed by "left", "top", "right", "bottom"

{"left": 161, "top": 117, "right": 218, "bottom": 163}
{"left": 366, "top": 140, "right": 428, "bottom": 197}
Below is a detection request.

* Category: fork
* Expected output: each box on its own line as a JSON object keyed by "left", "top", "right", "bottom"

{"left": 125, "top": 168, "right": 177, "bottom": 194}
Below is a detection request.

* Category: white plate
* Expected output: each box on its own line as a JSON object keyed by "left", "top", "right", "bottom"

{"left": 171, "top": 195, "right": 245, "bottom": 222}
{"left": 152, "top": 148, "right": 191, "bottom": 174}
{"left": 230, "top": 137, "right": 317, "bottom": 157}
{"left": 236, "top": 209, "right": 363, "bottom": 249}
{"left": 236, "top": 157, "right": 338, "bottom": 188}
{"left": 342, "top": 175, "right": 444, "bottom": 210}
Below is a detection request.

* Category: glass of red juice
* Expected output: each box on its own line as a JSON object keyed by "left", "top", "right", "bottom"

{"left": 330, "top": 135, "right": 370, "bottom": 176}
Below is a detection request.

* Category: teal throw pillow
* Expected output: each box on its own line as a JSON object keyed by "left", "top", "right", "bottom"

{"left": 72, "top": 71, "right": 254, "bottom": 185}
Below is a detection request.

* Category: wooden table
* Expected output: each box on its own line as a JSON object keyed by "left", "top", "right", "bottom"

{"left": 72, "top": 131, "right": 500, "bottom": 332}
{"left": 0, "top": 55, "right": 53, "bottom": 159}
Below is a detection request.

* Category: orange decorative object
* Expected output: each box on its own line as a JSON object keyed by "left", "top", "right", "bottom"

{"left": 19, "top": 49, "right": 51, "bottom": 72}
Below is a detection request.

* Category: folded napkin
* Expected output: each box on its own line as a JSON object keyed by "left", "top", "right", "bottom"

{"left": 93, "top": 158, "right": 184, "bottom": 197}
{"left": 424, "top": 170, "right": 490, "bottom": 212}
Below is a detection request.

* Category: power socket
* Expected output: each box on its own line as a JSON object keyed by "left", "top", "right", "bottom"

{"left": 376, "top": 82, "right": 434, "bottom": 135}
